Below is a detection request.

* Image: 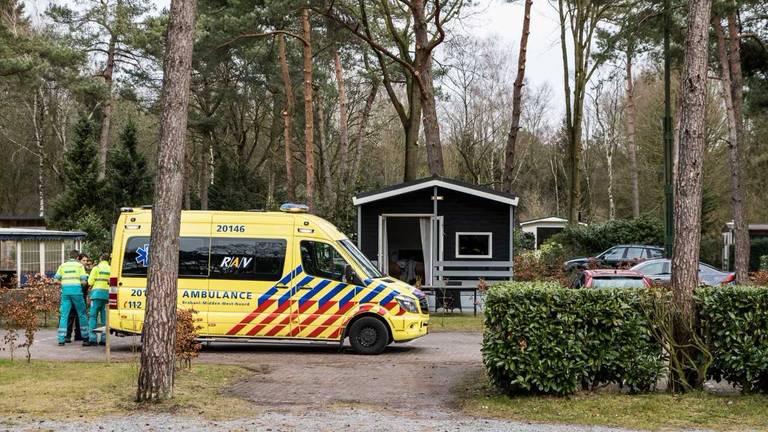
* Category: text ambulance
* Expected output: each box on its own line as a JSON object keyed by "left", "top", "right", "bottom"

{"left": 108, "top": 204, "right": 429, "bottom": 354}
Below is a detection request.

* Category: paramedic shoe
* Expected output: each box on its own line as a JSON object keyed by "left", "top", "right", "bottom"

{"left": 64, "top": 338, "right": 71, "bottom": 343}
{"left": 58, "top": 342, "right": 65, "bottom": 346}
{"left": 82, "top": 341, "right": 93, "bottom": 347}
{"left": 98, "top": 341, "right": 106, "bottom": 346}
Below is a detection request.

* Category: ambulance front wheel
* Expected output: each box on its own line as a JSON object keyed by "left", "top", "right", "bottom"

{"left": 348, "top": 317, "right": 388, "bottom": 355}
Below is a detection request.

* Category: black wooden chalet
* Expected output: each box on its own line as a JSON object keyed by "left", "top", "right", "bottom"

{"left": 352, "top": 176, "right": 518, "bottom": 291}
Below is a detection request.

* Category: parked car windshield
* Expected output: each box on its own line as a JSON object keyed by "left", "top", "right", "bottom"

{"left": 600, "top": 247, "right": 624, "bottom": 260}
{"left": 338, "top": 239, "right": 383, "bottom": 280}
{"left": 591, "top": 277, "right": 646, "bottom": 288}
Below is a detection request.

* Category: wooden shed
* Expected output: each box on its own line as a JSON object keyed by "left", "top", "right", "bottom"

{"left": 519, "top": 216, "right": 585, "bottom": 249}
{"left": 0, "top": 228, "right": 86, "bottom": 287}
{"left": 352, "top": 176, "right": 518, "bottom": 293}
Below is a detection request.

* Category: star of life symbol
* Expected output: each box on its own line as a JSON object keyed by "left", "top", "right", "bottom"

{"left": 136, "top": 244, "right": 149, "bottom": 267}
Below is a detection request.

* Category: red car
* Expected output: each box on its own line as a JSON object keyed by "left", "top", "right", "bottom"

{"left": 574, "top": 269, "right": 652, "bottom": 289}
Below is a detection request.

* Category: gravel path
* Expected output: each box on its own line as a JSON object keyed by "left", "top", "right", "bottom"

{"left": 0, "top": 330, "right": 671, "bottom": 431}
{"left": 0, "top": 409, "right": 647, "bottom": 432}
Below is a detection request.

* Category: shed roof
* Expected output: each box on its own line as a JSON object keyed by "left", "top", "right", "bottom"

{"left": 0, "top": 228, "right": 87, "bottom": 241}
{"left": 519, "top": 216, "right": 587, "bottom": 226}
{"left": 352, "top": 176, "right": 518, "bottom": 206}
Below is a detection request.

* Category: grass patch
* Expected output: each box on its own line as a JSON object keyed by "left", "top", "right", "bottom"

{"left": 0, "top": 359, "right": 256, "bottom": 420}
{"left": 459, "top": 372, "right": 768, "bottom": 431}
{"left": 429, "top": 313, "right": 484, "bottom": 332}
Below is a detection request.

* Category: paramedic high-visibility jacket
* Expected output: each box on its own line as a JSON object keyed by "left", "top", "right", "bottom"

{"left": 88, "top": 260, "right": 111, "bottom": 344}
{"left": 54, "top": 259, "right": 88, "bottom": 295}
{"left": 88, "top": 260, "right": 111, "bottom": 300}
{"left": 54, "top": 259, "right": 89, "bottom": 344}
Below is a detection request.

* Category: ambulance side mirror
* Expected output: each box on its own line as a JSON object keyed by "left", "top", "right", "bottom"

{"left": 344, "top": 265, "right": 363, "bottom": 286}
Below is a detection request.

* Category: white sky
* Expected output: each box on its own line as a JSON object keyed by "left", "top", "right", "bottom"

{"left": 22, "top": 0, "right": 567, "bottom": 118}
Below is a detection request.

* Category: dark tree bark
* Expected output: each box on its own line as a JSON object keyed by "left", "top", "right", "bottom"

{"left": 726, "top": 10, "right": 749, "bottom": 283}
{"left": 670, "top": 0, "right": 712, "bottom": 392}
{"left": 503, "top": 0, "right": 533, "bottom": 194}
{"left": 334, "top": 49, "right": 350, "bottom": 183}
{"left": 625, "top": 46, "right": 640, "bottom": 218}
{"left": 302, "top": 8, "right": 315, "bottom": 211}
{"left": 97, "top": 31, "right": 117, "bottom": 181}
{"left": 412, "top": 0, "right": 444, "bottom": 177}
{"left": 348, "top": 80, "right": 378, "bottom": 186}
{"left": 136, "top": 0, "right": 197, "bottom": 402}
{"left": 277, "top": 33, "right": 296, "bottom": 202}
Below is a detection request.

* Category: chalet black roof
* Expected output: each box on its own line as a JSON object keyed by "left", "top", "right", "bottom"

{"left": 352, "top": 175, "right": 518, "bottom": 206}
{"left": 0, "top": 228, "right": 87, "bottom": 241}
{"left": 0, "top": 214, "right": 45, "bottom": 221}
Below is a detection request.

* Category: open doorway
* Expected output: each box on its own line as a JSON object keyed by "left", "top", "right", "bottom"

{"left": 378, "top": 215, "right": 439, "bottom": 286}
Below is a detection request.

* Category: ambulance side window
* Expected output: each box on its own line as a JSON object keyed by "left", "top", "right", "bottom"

{"left": 122, "top": 236, "right": 210, "bottom": 277}
{"left": 300, "top": 240, "right": 350, "bottom": 283}
{"left": 178, "top": 237, "right": 210, "bottom": 277}
{"left": 123, "top": 237, "right": 151, "bottom": 276}
{"left": 209, "top": 238, "right": 286, "bottom": 281}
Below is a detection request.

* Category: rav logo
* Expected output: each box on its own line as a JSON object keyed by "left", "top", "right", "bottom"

{"left": 220, "top": 256, "right": 253, "bottom": 270}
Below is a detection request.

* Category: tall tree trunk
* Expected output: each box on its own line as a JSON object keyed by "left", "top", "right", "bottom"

{"left": 404, "top": 79, "right": 422, "bottom": 182}
{"left": 503, "top": 0, "right": 532, "bottom": 194}
{"left": 316, "top": 89, "right": 333, "bottom": 205}
{"left": 349, "top": 80, "right": 378, "bottom": 186}
{"left": 97, "top": 32, "right": 117, "bottom": 181}
{"left": 670, "top": 0, "right": 711, "bottom": 392}
{"left": 277, "top": 33, "right": 296, "bottom": 202}
{"left": 625, "top": 47, "right": 640, "bottom": 218}
{"left": 199, "top": 133, "right": 213, "bottom": 210}
{"left": 136, "top": 0, "right": 197, "bottom": 402}
{"left": 301, "top": 8, "right": 315, "bottom": 211}
{"left": 726, "top": 9, "right": 749, "bottom": 282}
{"left": 334, "top": 49, "right": 350, "bottom": 183}
{"left": 30, "top": 90, "right": 45, "bottom": 218}
{"left": 607, "top": 144, "right": 615, "bottom": 220}
{"left": 412, "top": 0, "right": 444, "bottom": 177}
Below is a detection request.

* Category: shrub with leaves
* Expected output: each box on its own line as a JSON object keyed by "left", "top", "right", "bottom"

{"left": 482, "top": 282, "right": 664, "bottom": 395}
{"left": 698, "top": 286, "right": 768, "bottom": 393}
{"left": 175, "top": 308, "right": 203, "bottom": 370}
{"left": 513, "top": 244, "right": 569, "bottom": 285}
{"left": 0, "top": 290, "right": 39, "bottom": 362}
{"left": 24, "top": 274, "right": 60, "bottom": 326}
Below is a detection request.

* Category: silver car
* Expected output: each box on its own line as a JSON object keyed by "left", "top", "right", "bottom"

{"left": 630, "top": 259, "right": 735, "bottom": 286}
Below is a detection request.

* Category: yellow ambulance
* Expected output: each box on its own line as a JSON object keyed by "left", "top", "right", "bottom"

{"left": 108, "top": 204, "right": 429, "bottom": 354}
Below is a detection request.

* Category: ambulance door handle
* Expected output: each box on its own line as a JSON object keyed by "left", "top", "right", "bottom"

{"left": 276, "top": 284, "right": 290, "bottom": 289}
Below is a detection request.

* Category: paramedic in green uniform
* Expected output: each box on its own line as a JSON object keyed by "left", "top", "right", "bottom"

{"left": 87, "top": 253, "right": 111, "bottom": 346}
{"left": 54, "top": 250, "right": 90, "bottom": 346}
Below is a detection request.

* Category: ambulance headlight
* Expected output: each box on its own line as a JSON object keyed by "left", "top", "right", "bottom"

{"left": 395, "top": 295, "right": 418, "bottom": 313}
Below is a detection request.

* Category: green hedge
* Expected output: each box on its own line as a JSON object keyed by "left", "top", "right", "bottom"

{"left": 483, "top": 283, "right": 768, "bottom": 395}
{"left": 482, "top": 282, "right": 664, "bottom": 395}
{"left": 699, "top": 286, "right": 768, "bottom": 393}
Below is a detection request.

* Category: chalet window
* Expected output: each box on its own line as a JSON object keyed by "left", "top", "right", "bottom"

{"left": 455, "top": 232, "right": 492, "bottom": 259}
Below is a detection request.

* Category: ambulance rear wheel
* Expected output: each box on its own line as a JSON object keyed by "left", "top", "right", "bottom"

{"left": 349, "top": 317, "right": 388, "bottom": 355}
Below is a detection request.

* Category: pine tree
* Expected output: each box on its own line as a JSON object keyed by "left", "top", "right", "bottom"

{"left": 49, "top": 116, "right": 110, "bottom": 255}
{"left": 50, "top": 117, "right": 103, "bottom": 226}
{"left": 105, "top": 121, "right": 152, "bottom": 211}
{"left": 208, "top": 158, "right": 266, "bottom": 211}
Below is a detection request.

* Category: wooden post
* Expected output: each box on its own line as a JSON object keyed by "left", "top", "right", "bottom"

{"left": 16, "top": 240, "right": 21, "bottom": 287}
{"left": 39, "top": 242, "right": 45, "bottom": 276}
{"left": 105, "top": 307, "right": 111, "bottom": 364}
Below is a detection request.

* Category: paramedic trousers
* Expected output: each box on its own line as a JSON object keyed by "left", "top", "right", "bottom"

{"left": 88, "top": 298, "right": 108, "bottom": 344}
{"left": 59, "top": 294, "right": 88, "bottom": 343}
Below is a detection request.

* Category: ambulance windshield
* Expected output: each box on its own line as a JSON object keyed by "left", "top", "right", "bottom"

{"left": 339, "top": 239, "right": 383, "bottom": 280}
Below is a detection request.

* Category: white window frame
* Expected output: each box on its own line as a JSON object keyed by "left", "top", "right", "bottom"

{"left": 455, "top": 232, "right": 493, "bottom": 259}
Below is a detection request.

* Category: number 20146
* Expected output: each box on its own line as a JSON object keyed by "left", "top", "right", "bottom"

{"left": 216, "top": 225, "right": 246, "bottom": 233}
